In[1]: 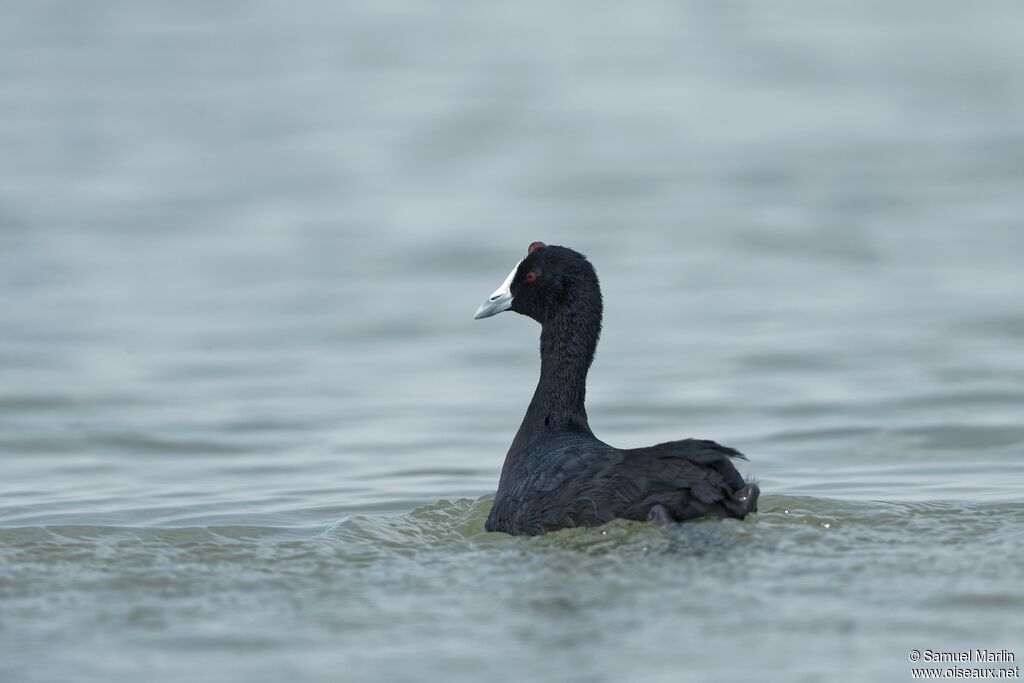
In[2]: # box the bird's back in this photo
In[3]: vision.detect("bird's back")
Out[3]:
[485,435,758,536]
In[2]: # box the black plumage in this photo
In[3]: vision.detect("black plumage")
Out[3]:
[475,243,758,536]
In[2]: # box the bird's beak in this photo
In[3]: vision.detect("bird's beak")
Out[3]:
[474,259,522,319]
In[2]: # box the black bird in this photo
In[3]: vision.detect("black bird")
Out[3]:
[474,242,758,536]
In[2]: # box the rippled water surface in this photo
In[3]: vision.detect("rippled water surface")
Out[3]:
[2,1,1023,681]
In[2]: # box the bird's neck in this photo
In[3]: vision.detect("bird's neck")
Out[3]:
[522,299,602,436]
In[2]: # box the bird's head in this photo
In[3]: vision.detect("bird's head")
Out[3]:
[474,242,601,326]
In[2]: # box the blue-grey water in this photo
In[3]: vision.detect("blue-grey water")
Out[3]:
[2,2,1023,682]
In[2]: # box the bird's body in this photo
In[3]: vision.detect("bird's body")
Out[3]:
[488,434,755,536]
[474,242,758,536]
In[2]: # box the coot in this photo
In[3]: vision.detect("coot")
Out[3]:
[474,242,758,536]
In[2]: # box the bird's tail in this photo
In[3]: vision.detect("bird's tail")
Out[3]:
[735,481,759,516]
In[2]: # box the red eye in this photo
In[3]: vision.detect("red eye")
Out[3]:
[526,271,538,283]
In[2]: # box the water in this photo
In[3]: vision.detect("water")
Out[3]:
[2,1,1023,681]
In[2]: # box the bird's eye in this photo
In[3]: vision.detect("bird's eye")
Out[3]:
[526,271,538,283]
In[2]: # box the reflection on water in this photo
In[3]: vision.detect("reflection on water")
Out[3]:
[2,0,1023,681]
